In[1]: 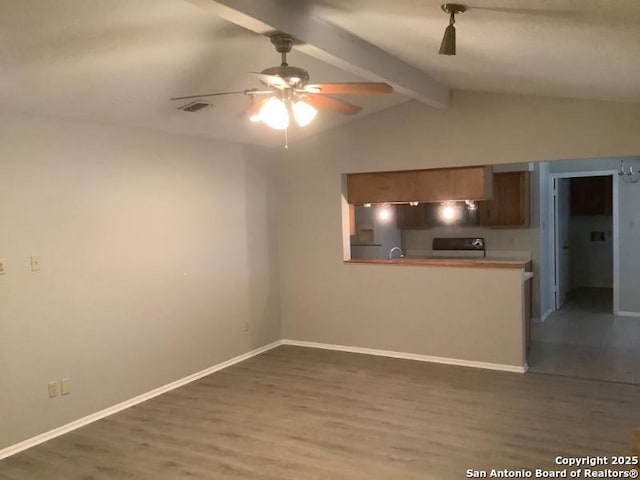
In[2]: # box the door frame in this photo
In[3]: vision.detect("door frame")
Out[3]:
[553,177,571,310]
[547,170,619,316]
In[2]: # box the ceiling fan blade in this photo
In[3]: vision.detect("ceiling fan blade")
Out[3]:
[170,88,274,102]
[170,91,246,101]
[305,94,361,115]
[249,72,289,89]
[243,97,270,120]
[304,83,393,95]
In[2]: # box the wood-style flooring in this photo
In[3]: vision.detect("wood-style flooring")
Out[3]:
[2,345,640,479]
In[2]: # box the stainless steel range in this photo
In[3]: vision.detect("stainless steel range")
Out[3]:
[431,237,486,258]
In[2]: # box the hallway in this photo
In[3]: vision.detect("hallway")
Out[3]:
[528,287,640,384]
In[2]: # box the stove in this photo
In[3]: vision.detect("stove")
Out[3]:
[431,237,486,258]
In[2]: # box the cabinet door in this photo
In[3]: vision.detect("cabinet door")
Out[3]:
[570,176,612,216]
[479,172,530,228]
[396,204,428,229]
[413,169,452,202]
[347,171,417,204]
[449,166,492,201]
[349,203,356,236]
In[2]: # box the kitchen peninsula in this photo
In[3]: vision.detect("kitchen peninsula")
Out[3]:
[346,257,530,269]
[341,166,535,372]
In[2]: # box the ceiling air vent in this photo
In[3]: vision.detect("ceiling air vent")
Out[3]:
[179,100,210,113]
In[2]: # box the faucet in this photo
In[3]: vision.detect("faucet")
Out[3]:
[388,246,404,260]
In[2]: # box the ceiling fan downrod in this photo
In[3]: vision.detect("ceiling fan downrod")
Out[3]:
[270,33,295,66]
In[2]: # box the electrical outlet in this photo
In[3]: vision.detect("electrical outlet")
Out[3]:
[48,381,58,398]
[0,259,5,275]
[61,378,71,396]
[30,255,41,272]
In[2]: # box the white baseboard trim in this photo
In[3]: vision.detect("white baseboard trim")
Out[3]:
[541,308,554,322]
[0,340,283,461]
[281,339,527,374]
[1,338,528,460]
[617,311,640,318]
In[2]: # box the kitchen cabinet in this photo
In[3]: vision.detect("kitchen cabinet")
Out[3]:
[349,203,356,236]
[396,204,428,229]
[347,170,417,204]
[347,166,492,204]
[570,176,612,216]
[479,171,530,228]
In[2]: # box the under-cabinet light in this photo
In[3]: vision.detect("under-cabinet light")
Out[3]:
[438,201,461,224]
[378,205,392,222]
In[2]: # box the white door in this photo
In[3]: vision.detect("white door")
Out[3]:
[555,178,571,309]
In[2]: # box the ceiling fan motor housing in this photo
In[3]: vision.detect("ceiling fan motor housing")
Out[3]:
[262,33,310,87]
[260,65,310,87]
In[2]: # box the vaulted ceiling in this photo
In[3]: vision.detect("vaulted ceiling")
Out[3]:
[1,0,638,147]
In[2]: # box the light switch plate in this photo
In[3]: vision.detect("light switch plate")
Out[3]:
[61,378,71,396]
[48,381,58,398]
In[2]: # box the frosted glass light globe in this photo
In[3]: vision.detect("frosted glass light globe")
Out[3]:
[259,97,289,130]
[292,100,317,127]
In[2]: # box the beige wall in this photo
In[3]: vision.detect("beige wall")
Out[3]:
[275,91,640,364]
[0,113,280,449]
[4,89,640,451]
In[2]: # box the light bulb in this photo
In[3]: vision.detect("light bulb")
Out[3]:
[378,205,392,222]
[259,97,289,130]
[439,202,460,224]
[249,113,261,123]
[292,100,317,127]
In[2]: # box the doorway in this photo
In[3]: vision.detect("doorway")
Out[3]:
[552,174,617,314]
[553,174,616,312]
[527,170,639,384]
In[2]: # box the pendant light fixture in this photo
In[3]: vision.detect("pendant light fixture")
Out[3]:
[618,160,640,184]
[439,4,468,56]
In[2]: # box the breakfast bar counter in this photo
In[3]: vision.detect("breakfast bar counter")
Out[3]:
[345,257,530,269]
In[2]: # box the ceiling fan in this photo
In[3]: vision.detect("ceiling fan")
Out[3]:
[170,33,393,138]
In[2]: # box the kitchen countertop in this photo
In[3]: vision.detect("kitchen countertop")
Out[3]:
[345,257,531,269]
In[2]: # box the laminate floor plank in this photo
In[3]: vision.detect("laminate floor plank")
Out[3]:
[2,345,639,480]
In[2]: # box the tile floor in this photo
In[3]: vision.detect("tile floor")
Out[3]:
[529,287,640,384]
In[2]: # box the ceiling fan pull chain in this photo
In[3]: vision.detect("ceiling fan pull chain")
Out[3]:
[284,127,289,149]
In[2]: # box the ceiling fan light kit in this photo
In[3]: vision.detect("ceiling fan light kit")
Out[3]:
[439,3,468,56]
[292,100,318,127]
[170,32,393,146]
[259,97,290,130]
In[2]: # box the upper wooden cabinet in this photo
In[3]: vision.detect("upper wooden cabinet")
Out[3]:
[347,166,492,204]
[479,171,530,228]
[570,176,612,216]
[348,203,356,236]
[347,170,418,204]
